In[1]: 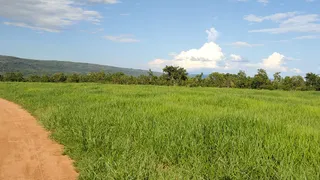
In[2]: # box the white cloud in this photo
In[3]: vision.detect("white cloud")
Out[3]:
[149,27,298,73]
[88,0,119,4]
[149,42,225,70]
[245,52,300,72]
[291,68,302,74]
[229,54,244,62]
[229,41,263,47]
[148,27,226,70]
[148,59,171,70]
[244,12,298,23]
[261,52,287,71]
[293,35,320,40]
[103,34,140,43]
[244,14,264,22]
[0,0,103,32]
[237,0,269,5]
[4,22,60,33]
[248,13,320,34]
[257,0,269,5]
[206,28,219,42]
[120,13,130,16]
[91,28,104,34]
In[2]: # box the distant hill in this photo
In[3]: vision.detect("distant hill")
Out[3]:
[0,55,160,76]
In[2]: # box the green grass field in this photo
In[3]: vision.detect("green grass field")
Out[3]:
[1,83,320,179]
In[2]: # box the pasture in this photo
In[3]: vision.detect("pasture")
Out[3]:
[0,82,320,179]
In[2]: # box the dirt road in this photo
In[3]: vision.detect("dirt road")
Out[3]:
[0,99,78,180]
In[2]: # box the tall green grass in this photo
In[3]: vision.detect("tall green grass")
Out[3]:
[1,82,320,179]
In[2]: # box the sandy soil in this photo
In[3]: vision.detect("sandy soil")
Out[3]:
[0,99,78,180]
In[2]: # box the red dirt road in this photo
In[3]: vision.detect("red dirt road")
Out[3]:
[0,99,78,180]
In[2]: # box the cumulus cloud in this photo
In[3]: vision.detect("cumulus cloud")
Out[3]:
[149,27,299,73]
[246,12,320,34]
[0,0,106,32]
[230,54,243,61]
[149,27,226,70]
[206,28,219,42]
[261,52,287,71]
[245,52,301,73]
[149,42,225,70]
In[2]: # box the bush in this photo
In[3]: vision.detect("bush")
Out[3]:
[3,72,24,82]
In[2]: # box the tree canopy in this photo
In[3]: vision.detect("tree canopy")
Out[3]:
[1,66,320,91]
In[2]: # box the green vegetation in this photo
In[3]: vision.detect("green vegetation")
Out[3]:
[1,83,320,179]
[0,55,158,76]
[2,66,320,91]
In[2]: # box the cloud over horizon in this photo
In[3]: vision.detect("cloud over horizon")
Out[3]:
[149,27,226,70]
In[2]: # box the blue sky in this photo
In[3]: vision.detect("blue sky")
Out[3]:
[0,0,319,75]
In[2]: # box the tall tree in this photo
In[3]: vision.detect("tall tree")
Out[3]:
[52,73,67,82]
[291,75,306,90]
[3,72,24,82]
[305,72,318,90]
[282,76,293,90]
[252,69,270,89]
[207,72,225,87]
[163,66,188,84]
[272,72,282,90]
[67,73,80,83]
[236,70,248,88]
[28,75,41,82]
[148,69,158,84]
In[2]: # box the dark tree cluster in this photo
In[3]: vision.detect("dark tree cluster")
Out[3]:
[1,66,320,91]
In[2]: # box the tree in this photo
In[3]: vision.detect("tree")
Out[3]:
[252,69,270,89]
[41,74,52,82]
[317,76,320,91]
[282,76,293,90]
[291,75,306,90]
[224,73,237,88]
[0,74,3,81]
[111,72,126,84]
[147,69,158,84]
[272,72,282,90]
[52,73,67,82]
[28,75,41,82]
[137,74,150,85]
[206,72,225,87]
[67,73,80,83]
[305,72,318,90]
[189,73,204,87]
[3,72,24,82]
[87,71,106,82]
[163,66,188,85]
[236,70,248,88]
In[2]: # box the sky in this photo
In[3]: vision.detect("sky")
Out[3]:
[0,0,319,76]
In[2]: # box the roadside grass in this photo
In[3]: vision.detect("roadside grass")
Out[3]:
[0,82,320,179]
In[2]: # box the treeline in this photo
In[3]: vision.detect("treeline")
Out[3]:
[1,66,320,91]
